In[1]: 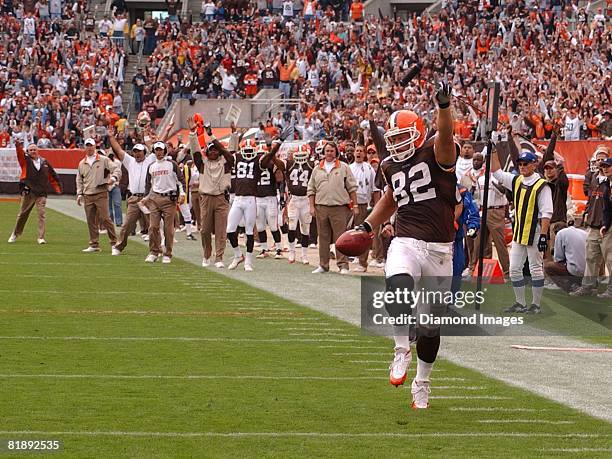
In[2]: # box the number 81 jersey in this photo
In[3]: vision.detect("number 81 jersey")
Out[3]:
[381,143,459,243]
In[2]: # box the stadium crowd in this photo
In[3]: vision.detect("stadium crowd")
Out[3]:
[138,0,611,142]
[0,0,129,149]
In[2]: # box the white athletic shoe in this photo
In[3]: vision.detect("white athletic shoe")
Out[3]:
[201,258,211,267]
[141,233,149,241]
[144,254,158,263]
[8,234,17,243]
[339,268,350,275]
[302,257,310,265]
[228,256,244,270]
[389,348,411,387]
[162,256,172,264]
[82,246,101,253]
[244,262,253,272]
[111,247,121,256]
[368,260,385,269]
[176,225,185,233]
[256,249,269,259]
[37,238,47,245]
[215,261,225,269]
[411,380,431,409]
[308,243,317,248]
[288,251,296,263]
[274,249,284,259]
[311,266,327,274]
[353,265,367,273]
[99,229,107,234]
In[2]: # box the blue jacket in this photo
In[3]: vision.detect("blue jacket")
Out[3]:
[456,186,480,240]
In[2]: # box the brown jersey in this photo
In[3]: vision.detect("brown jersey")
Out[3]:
[234,152,263,196]
[285,159,314,197]
[381,143,459,243]
[256,165,277,197]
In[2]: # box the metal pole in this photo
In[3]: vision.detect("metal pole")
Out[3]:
[475,139,492,310]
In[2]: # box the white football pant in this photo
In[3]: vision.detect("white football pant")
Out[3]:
[287,196,311,235]
[385,237,453,343]
[256,196,279,232]
[227,195,256,235]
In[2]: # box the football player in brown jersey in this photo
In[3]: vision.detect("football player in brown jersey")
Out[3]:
[226,139,275,271]
[256,142,286,259]
[285,144,315,264]
[355,83,459,409]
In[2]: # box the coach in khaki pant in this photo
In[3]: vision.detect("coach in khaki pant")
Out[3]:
[188,117,234,268]
[107,133,155,255]
[9,142,62,244]
[76,138,120,252]
[308,142,358,274]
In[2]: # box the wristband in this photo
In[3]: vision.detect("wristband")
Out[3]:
[362,221,373,233]
[438,102,450,109]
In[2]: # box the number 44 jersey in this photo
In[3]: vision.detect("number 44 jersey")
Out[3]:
[285,159,314,197]
[381,143,460,243]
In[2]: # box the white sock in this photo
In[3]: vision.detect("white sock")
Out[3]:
[245,252,253,264]
[393,330,411,352]
[185,222,192,235]
[415,357,434,383]
[532,286,543,306]
[301,247,308,258]
[233,247,242,259]
[513,283,526,306]
[289,241,296,251]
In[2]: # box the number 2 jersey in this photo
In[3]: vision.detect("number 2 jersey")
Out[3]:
[381,142,459,243]
[285,159,314,197]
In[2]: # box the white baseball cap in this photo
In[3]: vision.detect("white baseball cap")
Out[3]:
[132,143,146,151]
[153,141,166,150]
[84,138,95,146]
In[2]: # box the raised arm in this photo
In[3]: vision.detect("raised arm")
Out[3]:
[433,83,455,167]
[108,130,127,161]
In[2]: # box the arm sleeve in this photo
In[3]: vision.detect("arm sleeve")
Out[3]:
[553,233,565,263]
[537,184,553,220]
[603,185,612,229]
[16,142,27,178]
[46,161,62,193]
[76,165,84,196]
[344,165,358,194]
[465,191,481,229]
[122,152,135,168]
[492,170,515,190]
[173,161,186,192]
[507,135,520,169]
[144,164,152,195]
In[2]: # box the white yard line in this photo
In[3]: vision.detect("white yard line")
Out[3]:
[478,420,574,425]
[0,373,384,381]
[0,430,606,439]
[449,407,549,412]
[539,448,612,452]
[43,199,612,422]
[0,336,370,344]
[430,396,512,400]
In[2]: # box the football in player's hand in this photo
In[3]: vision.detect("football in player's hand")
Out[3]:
[336,229,373,257]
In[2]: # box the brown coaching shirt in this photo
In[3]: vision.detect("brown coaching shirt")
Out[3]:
[381,144,459,243]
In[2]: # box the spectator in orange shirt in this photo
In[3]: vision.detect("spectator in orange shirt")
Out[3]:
[98,87,113,114]
[350,0,364,26]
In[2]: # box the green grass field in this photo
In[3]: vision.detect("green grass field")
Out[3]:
[0,202,610,458]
